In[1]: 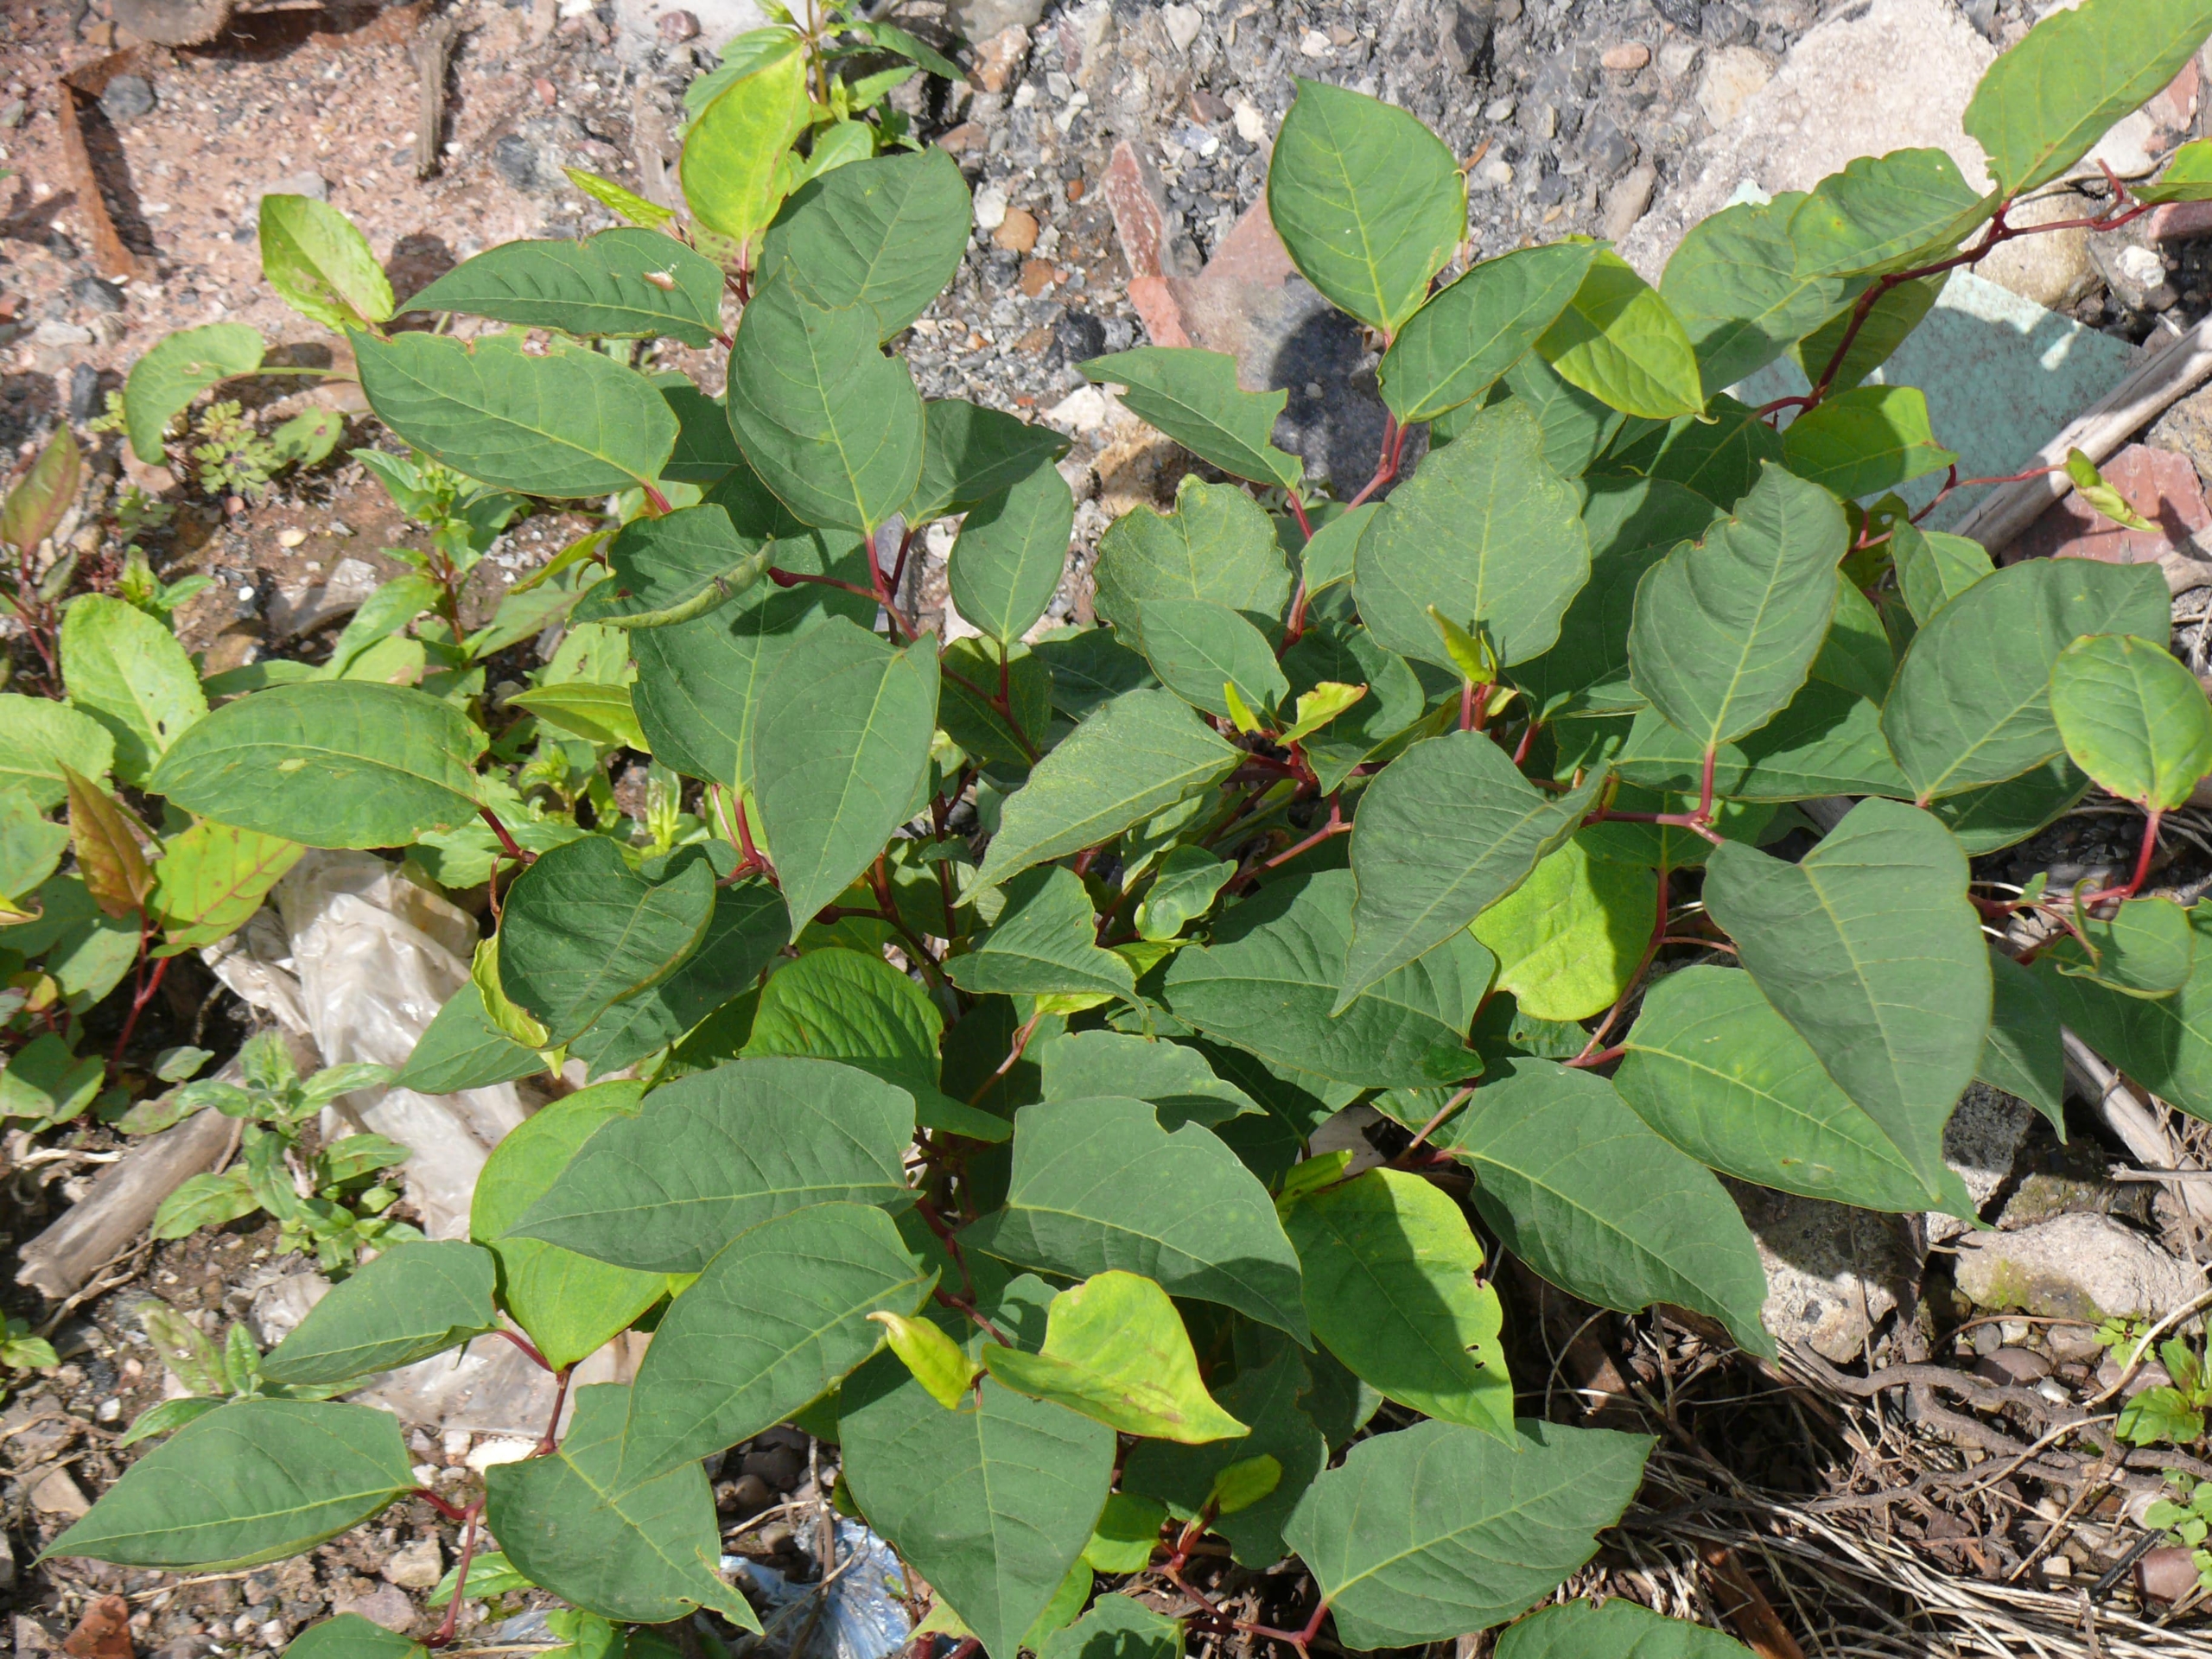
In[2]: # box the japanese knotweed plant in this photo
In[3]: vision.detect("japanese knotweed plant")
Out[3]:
[35,2,2212,1656]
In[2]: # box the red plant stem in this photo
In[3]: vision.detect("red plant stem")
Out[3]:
[1511,719,1541,766]
[1469,682,1494,734]
[1459,680,1477,732]
[2080,808,2164,907]
[425,1500,482,1649]
[889,524,920,596]
[477,806,530,866]
[642,484,672,517]
[536,1368,573,1457]
[770,564,887,607]
[1392,1084,1475,1166]
[1286,491,1314,542]
[1695,743,1718,825]
[1278,580,1311,657]
[968,1009,1044,1106]
[1564,1043,1627,1069]
[488,1325,553,1372]
[1346,414,1408,508]
[1574,866,1670,1065]
[112,950,170,1066]
[1229,798,1347,893]
[411,1487,473,1524]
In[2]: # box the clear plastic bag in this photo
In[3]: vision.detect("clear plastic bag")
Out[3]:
[722,1520,913,1659]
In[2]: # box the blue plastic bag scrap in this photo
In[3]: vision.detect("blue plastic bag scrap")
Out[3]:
[722,1518,913,1659]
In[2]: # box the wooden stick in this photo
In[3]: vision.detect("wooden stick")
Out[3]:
[411,14,459,180]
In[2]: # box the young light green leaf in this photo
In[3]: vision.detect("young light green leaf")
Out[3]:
[513,1056,915,1274]
[61,594,206,785]
[1704,799,1990,1193]
[1883,556,2169,801]
[1284,1418,1651,1650]
[726,276,924,534]
[1354,400,1590,671]
[1780,385,1956,499]
[967,1094,1309,1340]
[2137,136,2212,204]
[565,165,677,229]
[124,323,264,464]
[485,1383,757,1628]
[623,1201,933,1480]
[680,38,810,256]
[753,618,939,936]
[1264,79,1466,334]
[1339,730,1601,1007]
[1281,1166,1513,1436]
[352,330,677,496]
[43,1399,413,1569]
[982,1271,1247,1443]
[1084,1496,1169,1573]
[1441,1059,1774,1357]
[147,681,480,849]
[1964,0,2212,195]
[872,1308,982,1408]
[976,689,1239,888]
[1628,461,1847,751]
[840,1360,1114,1659]
[1788,149,1993,277]
[1082,348,1303,489]
[2050,633,2212,810]
[1496,1600,1754,1659]
[498,837,716,1044]
[758,147,973,339]
[261,1241,498,1385]
[1090,475,1293,649]
[949,461,1077,645]
[403,230,726,346]
[258,195,395,333]
[1471,840,1655,1021]
[1534,250,1704,420]
[505,683,646,749]
[1614,964,1951,1211]
[947,866,1135,1005]
[1380,242,1599,423]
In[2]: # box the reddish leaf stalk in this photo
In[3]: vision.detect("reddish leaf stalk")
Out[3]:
[537,1368,573,1458]
[489,1325,553,1372]
[478,805,531,866]
[425,1499,483,1649]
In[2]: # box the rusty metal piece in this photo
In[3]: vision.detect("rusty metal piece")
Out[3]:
[54,48,150,283]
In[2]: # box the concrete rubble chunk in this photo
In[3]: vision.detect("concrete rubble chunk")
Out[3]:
[1736,1183,1919,1363]
[1953,1213,2203,1325]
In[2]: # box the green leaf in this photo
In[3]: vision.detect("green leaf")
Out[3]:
[1264,79,1466,334]
[2037,904,2212,1116]
[1040,1597,1182,1659]
[1132,598,1287,721]
[352,329,677,497]
[1338,730,1602,1007]
[1441,1058,1774,1356]
[147,681,480,849]
[261,1241,497,1385]
[949,461,1077,644]
[1354,400,1590,671]
[1788,149,1993,277]
[624,1201,932,1479]
[1084,348,1302,489]
[258,195,394,333]
[1891,519,1993,625]
[840,1360,1114,1659]
[1614,395,1786,510]
[469,1081,668,1370]
[1286,1418,1651,1649]
[569,878,786,1077]
[1811,572,1896,706]
[1380,242,1598,423]
[2050,633,2212,810]
[566,165,677,230]
[1084,1496,1168,1573]
[403,230,725,346]
[1165,870,1489,1089]
[949,866,1135,1004]
[1628,461,1847,751]
[1037,1030,1256,1130]
[514,1056,915,1274]
[505,683,646,750]
[283,1616,425,1659]
[1615,964,1951,1210]
[1280,1167,1512,1435]
[1794,274,1945,392]
[982,1271,1246,1442]
[976,690,1239,888]
[2050,894,2196,998]
[757,147,971,339]
[753,619,939,935]
[939,637,1053,769]
[1657,193,1851,391]
[911,399,1071,523]
[397,985,545,1093]
[2138,136,2212,204]
[1291,503,1376,597]
[149,818,302,952]
[1883,556,2169,801]
[727,275,924,533]
[680,38,810,255]
[124,323,264,465]
[43,1398,411,1570]
[0,1032,102,1126]
[1535,250,1704,420]
[1471,840,1655,1021]
[1496,1601,1754,1659]
[485,1383,756,1627]
[1704,798,1989,1192]
[1091,476,1293,650]
[1964,0,2212,195]
[1136,847,1235,943]
[1781,385,1956,499]
[0,796,70,905]
[873,1308,982,1408]
[967,1094,1309,1340]
[658,380,742,483]
[1983,948,2065,1128]
[499,837,716,1044]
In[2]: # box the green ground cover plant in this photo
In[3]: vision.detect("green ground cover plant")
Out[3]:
[21,0,2212,1653]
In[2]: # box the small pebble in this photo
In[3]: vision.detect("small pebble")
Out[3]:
[1483,97,1516,122]
[276,528,307,549]
[656,8,700,42]
[1602,41,1651,71]
[993,207,1039,254]
[99,75,154,123]
[95,1398,120,1423]
[1298,28,1331,56]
